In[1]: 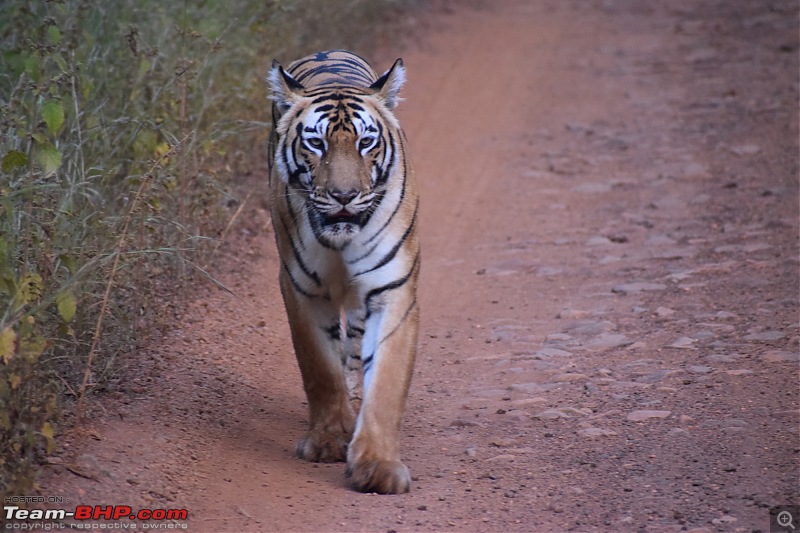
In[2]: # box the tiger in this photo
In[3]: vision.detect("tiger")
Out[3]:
[266,50,419,494]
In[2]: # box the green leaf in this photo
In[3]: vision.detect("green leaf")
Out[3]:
[48,26,61,45]
[41,422,55,454]
[138,57,152,76]
[133,129,158,161]
[2,150,27,173]
[52,53,68,73]
[42,101,65,136]
[56,291,77,323]
[24,53,40,82]
[0,327,15,364]
[35,143,62,174]
[59,253,77,274]
[17,272,43,305]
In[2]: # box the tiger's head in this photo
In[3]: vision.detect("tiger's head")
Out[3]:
[268,57,406,246]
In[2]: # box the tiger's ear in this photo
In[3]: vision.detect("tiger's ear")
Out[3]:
[268,60,305,113]
[369,58,405,110]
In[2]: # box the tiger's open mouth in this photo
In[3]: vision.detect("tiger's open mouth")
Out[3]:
[321,209,367,227]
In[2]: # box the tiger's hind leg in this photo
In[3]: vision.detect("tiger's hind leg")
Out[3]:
[279,271,355,463]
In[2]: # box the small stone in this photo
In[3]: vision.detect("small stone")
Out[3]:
[687,365,713,374]
[722,427,743,436]
[704,353,742,363]
[725,369,753,376]
[627,410,671,422]
[587,236,614,246]
[744,330,786,341]
[558,406,591,416]
[510,397,547,408]
[729,144,760,155]
[509,382,553,394]
[612,282,667,294]
[551,373,588,383]
[535,347,574,359]
[655,306,675,317]
[487,454,517,463]
[586,333,632,351]
[668,337,696,349]
[711,515,738,526]
[450,419,480,428]
[535,409,571,420]
[761,351,799,363]
[490,437,517,447]
[557,308,591,319]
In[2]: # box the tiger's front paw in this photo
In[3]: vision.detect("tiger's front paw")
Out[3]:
[296,429,350,463]
[346,458,411,494]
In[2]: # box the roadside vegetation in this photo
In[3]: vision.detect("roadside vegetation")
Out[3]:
[0,0,419,498]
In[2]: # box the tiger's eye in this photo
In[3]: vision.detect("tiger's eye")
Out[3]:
[307,138,324,149]
[359,137,375,149]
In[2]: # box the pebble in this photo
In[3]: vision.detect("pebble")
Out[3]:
[611,282,667,294]
[655,306,675,317]
[489,437,517,447]
[760,350,799,362]
[650,246,697,259]
[450,419,481,428]
[627,410,671,422]
[586,333,632,351]
[487,454,517,463]
[687,365,713,374]
[587,236,614,246]
[724,369,753,376]
[509,382,556,394]
[573,182,613,194]
[702,418,747,429]
[704,353,742,363]
[535,347,573,359]
[535,409,572,420]
[668,337,696,349]
[557,308,591,319]
[550,373,588,383]
[565,320,616,336]
[729,143,760,155]
[638,369,684,383]
[667,428,689,437]
[711,515,738,526]
[744,330,786,341]
[510,397,548,408]
[610,381,652,390]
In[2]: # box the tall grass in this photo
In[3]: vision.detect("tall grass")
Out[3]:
[0,0,419,498]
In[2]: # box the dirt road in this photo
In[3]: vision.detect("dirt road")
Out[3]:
[42,1,799,531]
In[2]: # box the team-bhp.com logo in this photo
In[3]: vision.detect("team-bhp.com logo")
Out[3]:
[4,504,189,529]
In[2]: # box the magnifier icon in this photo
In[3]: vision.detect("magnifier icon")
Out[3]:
[778,510,796,530]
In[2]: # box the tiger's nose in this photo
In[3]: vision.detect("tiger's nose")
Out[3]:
[329,189,359,205]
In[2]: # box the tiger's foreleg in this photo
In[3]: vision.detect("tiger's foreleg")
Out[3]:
[279,270,356,463]
[346,276,419,494]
